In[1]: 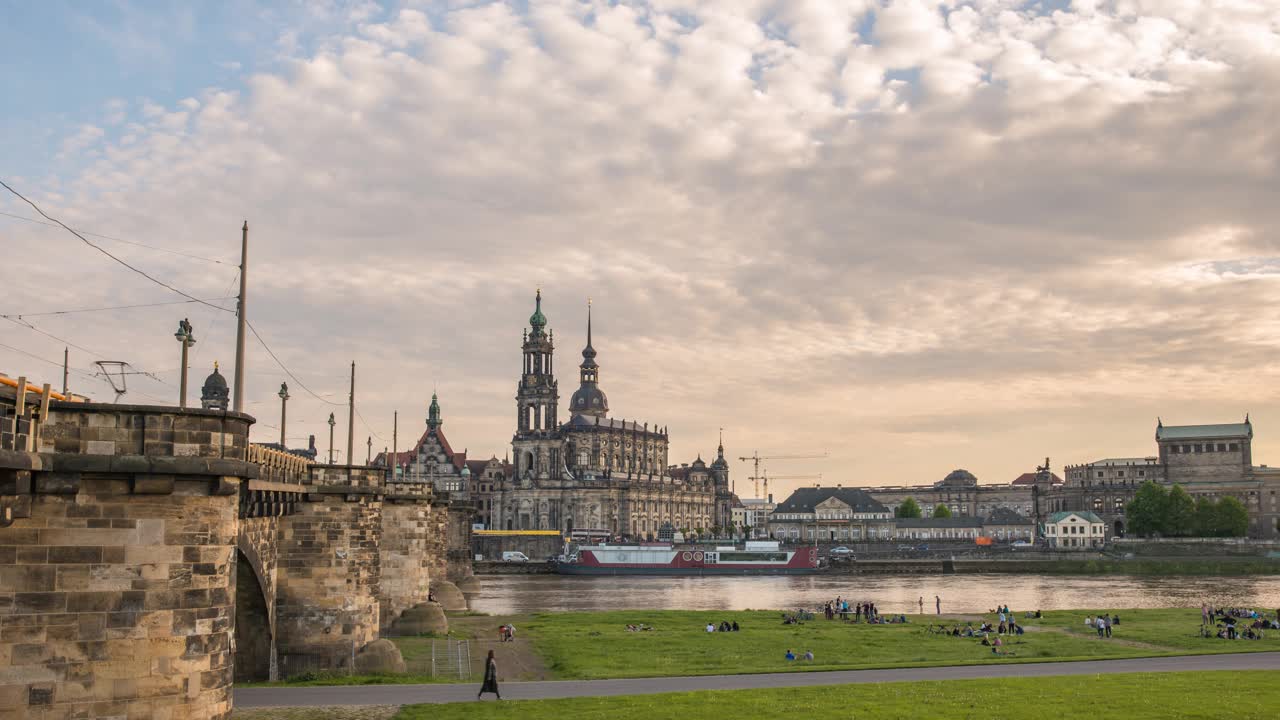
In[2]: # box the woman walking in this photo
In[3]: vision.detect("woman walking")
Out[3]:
[478,650,500,701]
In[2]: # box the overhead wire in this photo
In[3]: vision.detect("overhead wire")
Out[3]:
[2,297,235,319]
[0,179,236,314]
[0,208,235,265]
[1,315,173,388]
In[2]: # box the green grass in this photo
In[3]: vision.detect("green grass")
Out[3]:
[1036,607,1279,652]
[520,608,1278,680]
[394,671,1280,719]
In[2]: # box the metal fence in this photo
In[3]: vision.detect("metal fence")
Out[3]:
[428,638,472,681]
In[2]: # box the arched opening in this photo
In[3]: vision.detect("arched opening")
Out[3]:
[234,550,272,682]
[1113,519,1125,538]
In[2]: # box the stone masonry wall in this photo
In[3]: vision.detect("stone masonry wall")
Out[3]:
[274,467,383,677]
[379,481,434,633]
[0,402,254,720]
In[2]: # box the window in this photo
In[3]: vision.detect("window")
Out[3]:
[1138,470,1145,477]
[1117,471,1124,477]
[1097,471,1104,478]
[1217,443,1226,452]
[1229,443,1239,451]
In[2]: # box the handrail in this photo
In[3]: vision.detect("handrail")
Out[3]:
[0,376,68,402]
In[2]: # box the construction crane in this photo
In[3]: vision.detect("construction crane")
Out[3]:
[738,451,829,499]
[755,471,822,503]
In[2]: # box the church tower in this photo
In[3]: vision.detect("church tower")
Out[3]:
[569,300,609,418]
[513,290,563,482]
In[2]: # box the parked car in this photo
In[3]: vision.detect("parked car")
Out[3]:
[1011,541,1034,549]
[829,546,853,557]
[501,551,530,563]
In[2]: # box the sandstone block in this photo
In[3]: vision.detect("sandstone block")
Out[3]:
[353,639,406,675]
[431,581,467,611]
[387,603,448,636]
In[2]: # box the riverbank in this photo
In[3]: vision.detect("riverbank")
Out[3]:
[474,557,1280,576]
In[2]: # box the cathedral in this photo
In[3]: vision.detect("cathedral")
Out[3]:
[491,291,734,538]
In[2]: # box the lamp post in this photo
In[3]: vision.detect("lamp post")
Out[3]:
[173,319,196,409]
[327,412,336,464]
[366,436,372,465]
[277,382,290,447]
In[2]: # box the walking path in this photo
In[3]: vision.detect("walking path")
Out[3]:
[236,651,1280,707]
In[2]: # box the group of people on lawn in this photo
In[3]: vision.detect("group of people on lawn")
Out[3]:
[819,597,908,624]
[705,620,740,632]
[1201,604,1277,640]
[1085,614,1119,638]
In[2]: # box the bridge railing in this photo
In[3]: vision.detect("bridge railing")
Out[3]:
[248,443,314,484]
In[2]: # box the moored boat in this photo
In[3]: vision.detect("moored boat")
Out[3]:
[555,540,820,575]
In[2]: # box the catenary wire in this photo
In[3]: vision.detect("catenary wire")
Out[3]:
[0,209,234,265]
[0,179,236,314]
[2,297,235,319]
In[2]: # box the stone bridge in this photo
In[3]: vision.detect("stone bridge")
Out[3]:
[0,381,472,720]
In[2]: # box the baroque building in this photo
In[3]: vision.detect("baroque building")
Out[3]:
[1051,418,1280,539]
[493,293,733,538]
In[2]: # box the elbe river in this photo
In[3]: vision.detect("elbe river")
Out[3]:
[466,574,1280,615]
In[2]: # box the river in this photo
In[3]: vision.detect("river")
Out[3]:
[465,574,1280,615]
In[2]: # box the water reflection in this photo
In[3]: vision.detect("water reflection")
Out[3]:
[466,574,1280,615]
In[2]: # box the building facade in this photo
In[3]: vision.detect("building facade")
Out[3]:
[766,486,896,542]
[1053,419,1280,539]
[492,293,733,538]
[1045,511,1107,549]
[863,469,1040,519]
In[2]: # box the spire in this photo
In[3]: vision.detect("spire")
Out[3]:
[529,288,547,334]
[427,392,442,430]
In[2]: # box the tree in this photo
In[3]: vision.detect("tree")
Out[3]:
[896,498,923,519]
[1192,496,1217,537]
[1165,485,1195,537]
[1126,481,1168,537]
[1214,496,1249,537]
[933,504,952,518]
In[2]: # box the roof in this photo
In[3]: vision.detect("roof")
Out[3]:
[935,469,977,488]
[1156,422,1251,441]
[1048,510,1105,524]
[772,487,890,515]
[562,414,664,435]
[1082,457,1158,466]
[1011,472,1063,486]
[984,507,1033,525]
[895,517,984,528]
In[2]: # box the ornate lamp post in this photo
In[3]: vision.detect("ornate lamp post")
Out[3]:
[277,382,290,447]
[173,319,196,409]
[327,412,336,464]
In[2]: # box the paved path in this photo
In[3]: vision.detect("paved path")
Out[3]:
[236,652,1280,707]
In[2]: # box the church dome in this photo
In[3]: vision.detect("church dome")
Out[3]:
[570,384,609,415]
[936,469,978,488]
[200,363,229,410]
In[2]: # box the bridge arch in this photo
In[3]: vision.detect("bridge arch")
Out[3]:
[234,546,274,682]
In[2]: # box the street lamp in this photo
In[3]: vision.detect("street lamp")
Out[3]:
[277,382,290,447]
[174,319,196,409]
[327,412,336,464]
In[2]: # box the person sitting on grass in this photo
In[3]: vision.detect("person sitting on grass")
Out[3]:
[706,622,716,633]
[803,650,814,662]
[981,634,992,646]
[785,649,796,661]
[998,621,1007,634]
[732,621,740,632]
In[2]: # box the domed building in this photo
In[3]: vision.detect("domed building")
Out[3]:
[200,363,229,410]
[934,469,978,489]
[492,291,734,539]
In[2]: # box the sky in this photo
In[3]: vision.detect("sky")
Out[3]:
[3,0,1279,501]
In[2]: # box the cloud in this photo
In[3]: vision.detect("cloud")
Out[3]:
[7,0,1280,494]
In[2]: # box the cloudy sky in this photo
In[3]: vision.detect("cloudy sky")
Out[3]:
[3,0,1279,499]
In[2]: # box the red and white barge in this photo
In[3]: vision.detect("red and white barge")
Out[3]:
[555,541,820,576]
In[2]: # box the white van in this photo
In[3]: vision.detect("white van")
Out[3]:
[502,551,530,563]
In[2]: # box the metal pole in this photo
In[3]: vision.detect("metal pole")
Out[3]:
[179,340,189,409]
[328,413,335,464]
[391,411,398,481]
[347,361,355,468]
[233,221,248,412]
[62,347,69,395]
[279,385,288,446]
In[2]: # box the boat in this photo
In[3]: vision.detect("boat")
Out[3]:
[554,540,820,576]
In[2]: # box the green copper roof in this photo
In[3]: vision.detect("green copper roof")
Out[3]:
[529,289,547,331]
[1156,422,1251,441]
[427,392,442,430]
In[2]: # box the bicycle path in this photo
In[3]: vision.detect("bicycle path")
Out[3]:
[235,651,1280,707]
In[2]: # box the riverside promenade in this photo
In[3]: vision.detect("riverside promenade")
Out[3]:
[236,651,1280,707]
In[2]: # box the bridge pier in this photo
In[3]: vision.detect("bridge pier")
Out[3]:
[1,401,254,720]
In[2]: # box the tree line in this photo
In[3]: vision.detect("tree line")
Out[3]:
[1126,481,1248,538]
[893,498,951,519]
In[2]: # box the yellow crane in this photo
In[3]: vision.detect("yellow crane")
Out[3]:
[738,451,828,499]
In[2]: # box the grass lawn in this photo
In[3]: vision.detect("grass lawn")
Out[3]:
[520,608,1279,679]
[394,671,1280,720]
